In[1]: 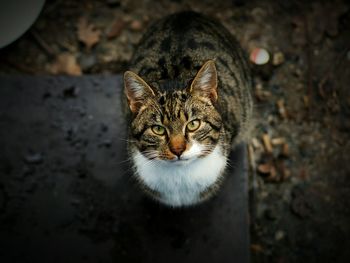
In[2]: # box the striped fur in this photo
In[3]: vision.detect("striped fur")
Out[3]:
[123,11,253,206]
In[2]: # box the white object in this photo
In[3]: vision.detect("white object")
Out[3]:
[250,48,270,65]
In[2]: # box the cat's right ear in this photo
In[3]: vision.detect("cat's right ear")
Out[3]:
[124,71,155,113]
[189,60,218,102]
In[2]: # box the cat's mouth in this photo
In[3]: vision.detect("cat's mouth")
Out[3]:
[171,158,190,162]
[166,156,197,165]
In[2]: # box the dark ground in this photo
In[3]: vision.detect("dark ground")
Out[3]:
[0,0,350,262]
[0,76,249,263]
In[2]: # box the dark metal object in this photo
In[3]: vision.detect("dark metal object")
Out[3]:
[0,0,45,48]
[0,76,249,263]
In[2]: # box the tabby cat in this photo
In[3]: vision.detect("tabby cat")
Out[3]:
[123,11,253,207]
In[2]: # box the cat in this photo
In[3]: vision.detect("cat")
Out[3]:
[123,11,253,207]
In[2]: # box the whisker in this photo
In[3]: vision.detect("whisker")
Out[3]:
[118,157,133,165]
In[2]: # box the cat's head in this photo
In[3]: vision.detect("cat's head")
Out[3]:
[124,60,222,163]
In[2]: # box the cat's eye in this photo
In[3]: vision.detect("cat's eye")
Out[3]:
[187,120,201,132]
[151,125,166,135]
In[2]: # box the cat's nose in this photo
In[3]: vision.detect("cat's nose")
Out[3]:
[170,145,185,157]
[169,135,186,157]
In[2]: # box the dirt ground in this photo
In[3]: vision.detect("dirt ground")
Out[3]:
[0,0,349,262]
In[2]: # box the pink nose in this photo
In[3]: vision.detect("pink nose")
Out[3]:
[169,135,186,157]
[170,144,185,157]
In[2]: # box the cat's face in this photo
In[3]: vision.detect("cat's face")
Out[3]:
[124,60,222,163]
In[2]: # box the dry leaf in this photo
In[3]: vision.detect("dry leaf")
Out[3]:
[77,17,101,50]
[277,99,288,119]
[262,133,273,153]
[107,18,125,39]
[251,137,263,150]
[281,143,289,157]
[251,244,264,253]
[130,20,143,31]
[258,163,272,174]
[275,159,291,181]
[303,95,310,108]
[49,52,82,76]
[272,52,285,66]
[266,165,278,181]
[281,164,291,180]
[299,167,308,180]
[271,137,285,146]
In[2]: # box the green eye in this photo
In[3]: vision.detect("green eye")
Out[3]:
[151,125,166,135]
[187,120,201,132]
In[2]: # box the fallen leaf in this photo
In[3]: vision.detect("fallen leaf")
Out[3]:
[266,165,277,181]
[77,17,101,50]
[106,18,125,39]
[281,143,289,157]
[276,159,291,181]
[303,95,310,108]
[277,99,288,119]
[130,19,143,31]
[262,133,273,153]
[251,244,264,253]
[271,137,285,146]
[251,137,263,150]
[298,167,308,180]
[49,52,82,76]
[258,163,272,174]
[291,188,313,218]
[272,52,285,66]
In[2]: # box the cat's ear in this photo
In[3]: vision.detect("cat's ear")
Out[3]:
[124,71,155,113]
[189,60,218,102]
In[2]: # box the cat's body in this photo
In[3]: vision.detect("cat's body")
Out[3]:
[123,11,253,207]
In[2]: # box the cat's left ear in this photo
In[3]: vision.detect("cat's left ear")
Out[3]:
[189,60,218,102]
[124,71,156,113]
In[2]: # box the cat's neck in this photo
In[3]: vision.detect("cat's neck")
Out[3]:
[132,145,227,207]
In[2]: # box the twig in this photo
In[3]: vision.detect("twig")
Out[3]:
[262,133,273,153]
[30,29,55,58]
[248,144,258,226]
[4,58,38,74]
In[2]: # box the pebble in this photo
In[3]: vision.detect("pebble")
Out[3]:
[78,54,96,71]
[275,230,285,241]
[21,165,35,177]
[291,190,313,218]
[70,198,81,206]
[250,48,270,65]
[100,123,109,133]
[272,52,285,66]
[130,20,143,31]
[63,85,79,98]
[24,153,43,164]
[265,208,278,220]
[99,139,112,148]
[107,18,125,39]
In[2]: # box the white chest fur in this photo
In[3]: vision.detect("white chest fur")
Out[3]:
[132,145,227,207]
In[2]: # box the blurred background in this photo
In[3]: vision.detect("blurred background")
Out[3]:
[0,0,349,262]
